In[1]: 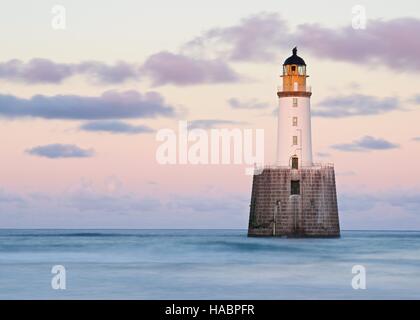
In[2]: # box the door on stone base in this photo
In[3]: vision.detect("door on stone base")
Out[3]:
[292,157,299,169]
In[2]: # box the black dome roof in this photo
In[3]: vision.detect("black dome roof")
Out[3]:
[283,47,306,66]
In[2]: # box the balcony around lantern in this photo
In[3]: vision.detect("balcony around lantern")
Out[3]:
[277,83,312,98]
[277,83,312,93]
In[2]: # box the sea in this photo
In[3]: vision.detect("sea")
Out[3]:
[0,229,419,299]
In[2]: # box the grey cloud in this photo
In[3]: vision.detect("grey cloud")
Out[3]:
[313,94,400,118]
[315,152,330,158]
[80,121,154,134]
[228,97,270,109]
[68,192,161,213]
[0,59,138,84]
[413,137,420,142]
[332,136,399,152]
[68,192,247,228]
[339,193,378,212]
[26,144,94,159]
[0,90,175,120]
[0,189,23,203]
[0,54,239,86]
[0,185,248,228]
[3,181,420,229]
[189,119,247,129]
[295,18,420,71]
[141,51,240,86]
[183,13,289,62]
[76,61,138,84]
[340,191,420,216]
[411,95,420,104]
[184,13,420,72]
[1,15,420,89]
[0,59,73,83]
[167,194,248,213]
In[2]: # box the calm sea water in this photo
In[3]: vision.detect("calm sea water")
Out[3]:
[0,229,419,299]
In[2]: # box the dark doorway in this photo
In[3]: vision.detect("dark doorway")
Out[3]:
[292,157,299,169]
[291,180,300,195]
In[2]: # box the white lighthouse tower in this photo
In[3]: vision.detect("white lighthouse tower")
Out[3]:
[277,47,313,168]
[248,47,340,238]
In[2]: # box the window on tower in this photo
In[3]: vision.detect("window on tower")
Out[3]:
[298,66,306,75]
[291,180,300,195]
[292,157,299,169]
[293,98,298,107]
[293,136,298,145]
[293,117,298,126]
[291,66,296,72]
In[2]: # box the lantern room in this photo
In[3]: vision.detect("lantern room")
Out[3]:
[281,47,308,92]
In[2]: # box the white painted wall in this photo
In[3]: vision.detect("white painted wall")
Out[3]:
[277,96,313,167]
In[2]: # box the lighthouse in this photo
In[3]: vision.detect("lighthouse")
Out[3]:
[277,47,313,168]
[248,48,340,238]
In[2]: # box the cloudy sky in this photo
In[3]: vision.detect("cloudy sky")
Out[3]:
[1,0,420,229]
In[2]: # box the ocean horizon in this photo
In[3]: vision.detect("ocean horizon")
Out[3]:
[0,229,419,300]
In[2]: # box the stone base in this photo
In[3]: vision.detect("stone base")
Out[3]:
[248,165,340,238]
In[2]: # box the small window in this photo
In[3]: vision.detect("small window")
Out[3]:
[293,98,298,107]
[292,117,298,126]
[291,180,300,195]
[298,66,306,75]
[291,66,296,72]
[293,136,298,145]
[292,157,298,169]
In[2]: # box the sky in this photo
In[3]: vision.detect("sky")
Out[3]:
[0,0,420,229]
